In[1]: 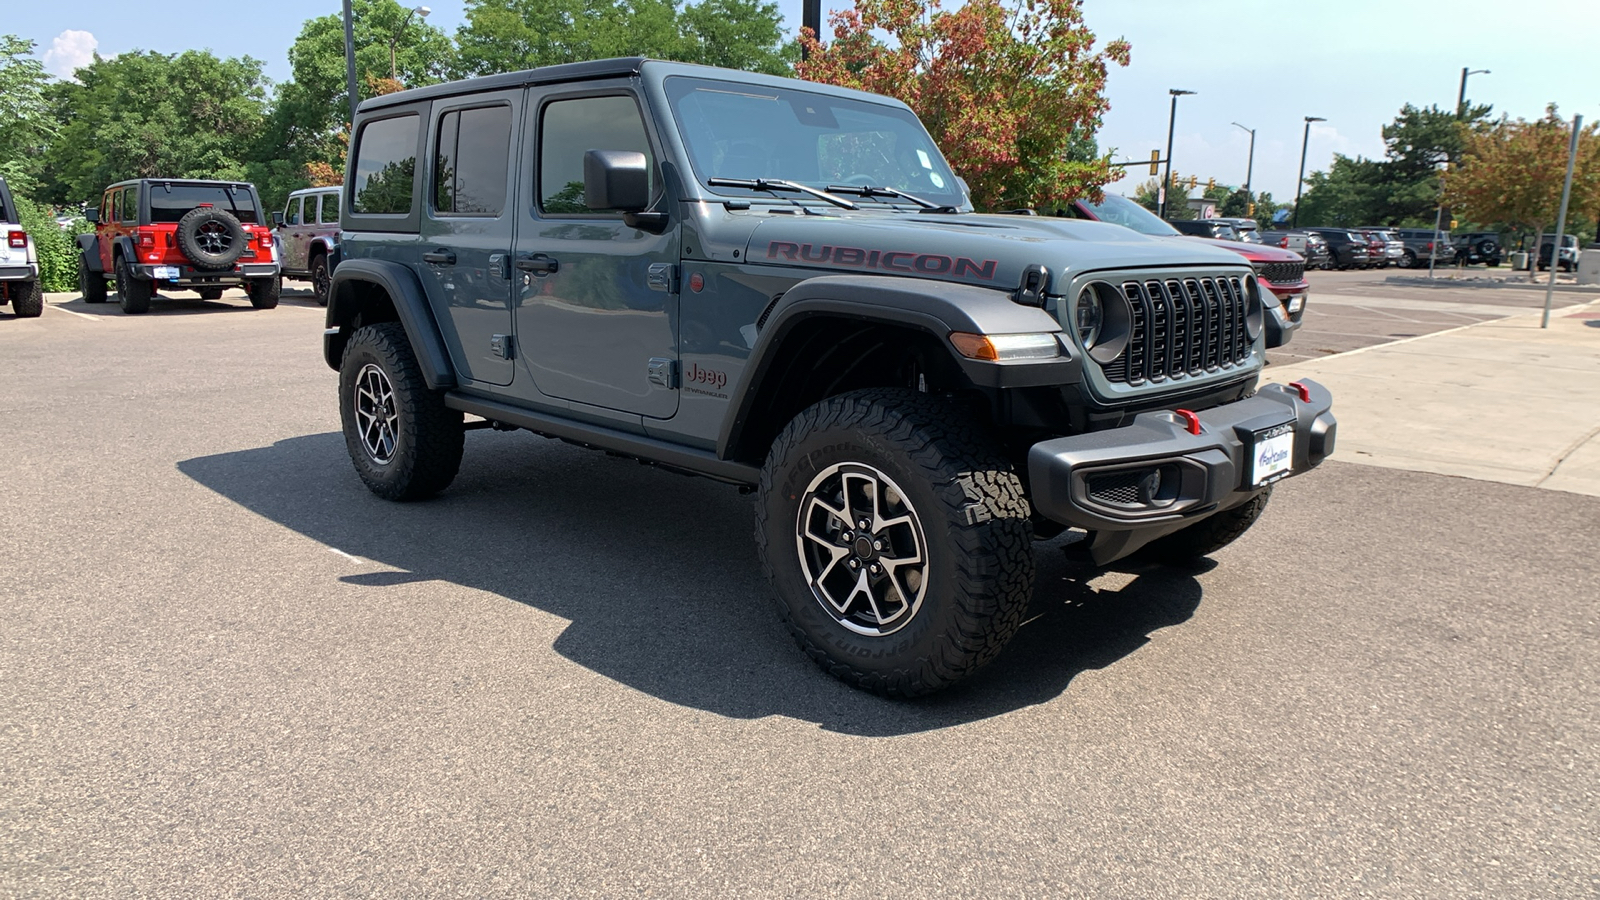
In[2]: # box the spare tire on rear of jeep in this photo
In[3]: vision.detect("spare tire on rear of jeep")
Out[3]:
[175,207,247,270]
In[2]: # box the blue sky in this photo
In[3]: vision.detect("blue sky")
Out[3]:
[12,0,1597,201]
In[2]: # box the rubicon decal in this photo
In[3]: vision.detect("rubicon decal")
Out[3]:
[766,242,999,281]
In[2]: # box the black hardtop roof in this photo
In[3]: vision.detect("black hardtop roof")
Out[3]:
[109,178,259,193]
[356,57,909,115]
[359,57,648,113]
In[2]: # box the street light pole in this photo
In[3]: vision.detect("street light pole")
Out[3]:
[1232,122,1255,211]
[1291,116,1325,229]
[1457,67,1489,119]
[1160,89,1195,219]
[390,6,431,82]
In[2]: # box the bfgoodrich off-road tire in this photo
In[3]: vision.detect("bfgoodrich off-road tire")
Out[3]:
[114,256,152,314]
[80,257,108,303]
[756,388,1035,697]
[9,279,43,317]
[339,322,464,501]
[175,206,247,270]
[310,254,331,307]
[246,276,280,309]
[1141,486,1272,562]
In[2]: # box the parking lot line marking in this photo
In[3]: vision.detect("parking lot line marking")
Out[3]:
[326,546,363,562]
[47,303,103,321]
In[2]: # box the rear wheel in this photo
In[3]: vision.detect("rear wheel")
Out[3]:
[1398,249,1416,268]
[9,280,43,317]
[339,322,464,501]
[114,256,152,314]
[80,257,108,303]
[756,388,1035,697]
[246,276,280,309]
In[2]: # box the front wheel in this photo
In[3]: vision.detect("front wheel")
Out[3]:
[338,322,464,501]
[310,254,331,307]
[756,388,1035,697]
[1141,487,1272,562]
[1398,249,1416,268]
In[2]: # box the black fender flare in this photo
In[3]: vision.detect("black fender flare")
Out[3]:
[308,236,340,267]
[108,236,137,270]
[324,258,456,390]
[717,273,1078,459]
[76,234,104,273]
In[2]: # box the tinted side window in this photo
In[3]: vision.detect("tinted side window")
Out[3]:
[352,114,420,215]
[539,95,653,215]
[433,105,512,216]
[319,192,340,223]
[102,190,115,223]
[121,187,138,222]
[286,197,302,225]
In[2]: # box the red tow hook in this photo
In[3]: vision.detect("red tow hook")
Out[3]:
[1175,409,1202,435]
[1288,381,1312,403]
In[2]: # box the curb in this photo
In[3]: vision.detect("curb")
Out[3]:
[1383,275,1599,293]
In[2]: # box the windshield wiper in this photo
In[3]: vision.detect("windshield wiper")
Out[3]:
[707,177,857,210]
[824,184,958,213]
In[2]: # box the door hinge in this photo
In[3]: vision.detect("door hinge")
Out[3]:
[491,334,515,360]
[647,357,678,388]
[647,263,678,293]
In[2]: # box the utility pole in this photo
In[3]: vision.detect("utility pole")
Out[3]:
[1291,116,1324,229]
[1232,122,1255,212]
[1543,114,1582,328]
[343,0,358,126]
[802,0,821,60]
[1161,89,1195,219]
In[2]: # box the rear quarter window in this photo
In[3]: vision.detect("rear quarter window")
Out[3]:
[352,114,421,215]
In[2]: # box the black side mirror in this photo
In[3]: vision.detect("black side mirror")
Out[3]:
[584,149,650,212]
[272,211,285,227]
[84,208,99,224]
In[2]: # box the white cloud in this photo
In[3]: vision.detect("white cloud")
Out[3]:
[43,30,99,81]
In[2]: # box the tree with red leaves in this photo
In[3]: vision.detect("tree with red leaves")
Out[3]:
[797,0,1129,211]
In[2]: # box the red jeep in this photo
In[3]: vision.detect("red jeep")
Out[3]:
[77,179,281,314]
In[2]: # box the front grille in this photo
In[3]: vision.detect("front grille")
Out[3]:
[1256,261,1305,284]
[1106,276,1253,386]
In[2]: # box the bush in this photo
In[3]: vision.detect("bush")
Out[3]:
[14,196,87,293]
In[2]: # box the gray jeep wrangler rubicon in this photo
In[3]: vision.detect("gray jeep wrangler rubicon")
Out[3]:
[324,58,1336,697]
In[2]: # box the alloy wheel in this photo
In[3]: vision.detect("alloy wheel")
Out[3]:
[354,363,399,464]
[794,462,929,636]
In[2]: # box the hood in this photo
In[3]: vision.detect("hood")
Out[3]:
[1165,234,1303,264]
[742,212,1247,293]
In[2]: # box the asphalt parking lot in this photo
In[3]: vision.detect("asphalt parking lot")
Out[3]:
[2,273,1597,897]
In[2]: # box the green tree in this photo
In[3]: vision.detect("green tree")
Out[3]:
[1444,105,1600,242]
[796,0,1130,211]
[453,0,792,78]
[0,35,56,193]
[38,50,270,204]
[1291,154,1387,227]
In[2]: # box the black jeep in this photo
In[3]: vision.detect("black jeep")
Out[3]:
[323,58,1336,696]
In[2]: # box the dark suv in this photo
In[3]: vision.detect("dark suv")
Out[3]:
[325,58,1336,696]
[77,179,281,314]
[1304,228,1372,269]
[1452,232,1501,266]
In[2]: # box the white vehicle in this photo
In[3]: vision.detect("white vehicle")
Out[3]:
[0,177,43,318]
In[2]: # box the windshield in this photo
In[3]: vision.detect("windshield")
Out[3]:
[1233,228,1263,243]
[664,76,966,209]
[149,184,260,224]
[1075,193,1180,236]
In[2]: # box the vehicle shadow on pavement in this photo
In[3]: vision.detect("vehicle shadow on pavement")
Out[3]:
[178,431,1205,736]
[54,290,324,314]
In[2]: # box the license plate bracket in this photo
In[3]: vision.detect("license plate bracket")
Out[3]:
[1249,422,1295,487]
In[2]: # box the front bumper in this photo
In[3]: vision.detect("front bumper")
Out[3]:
[1027,380,1335,554]
[132,262,280,283]
[1261,282,1309,348]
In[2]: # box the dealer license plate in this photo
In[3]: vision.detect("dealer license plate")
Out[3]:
[153,266,180,280]
[1251,423,1295,486]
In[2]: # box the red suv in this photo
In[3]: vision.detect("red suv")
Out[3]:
[77,179,281,314]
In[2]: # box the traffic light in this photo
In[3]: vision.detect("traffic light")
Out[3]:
[1186,175,1197,189]
[1149,150,1160,175]
[1206,177,1215,192]
[1247,202,1255,215]
[1450,219,1458,229]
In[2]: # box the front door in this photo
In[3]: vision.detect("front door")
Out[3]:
[281,196,308,272]
[511,87,678,419]
[416,90,521,387]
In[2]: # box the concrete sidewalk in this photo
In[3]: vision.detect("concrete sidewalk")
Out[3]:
[1262,298,1600,497]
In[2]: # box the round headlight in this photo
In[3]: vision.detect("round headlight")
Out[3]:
[1075,286,1104,349]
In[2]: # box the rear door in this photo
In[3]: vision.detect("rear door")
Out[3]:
[417,90,521,387]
